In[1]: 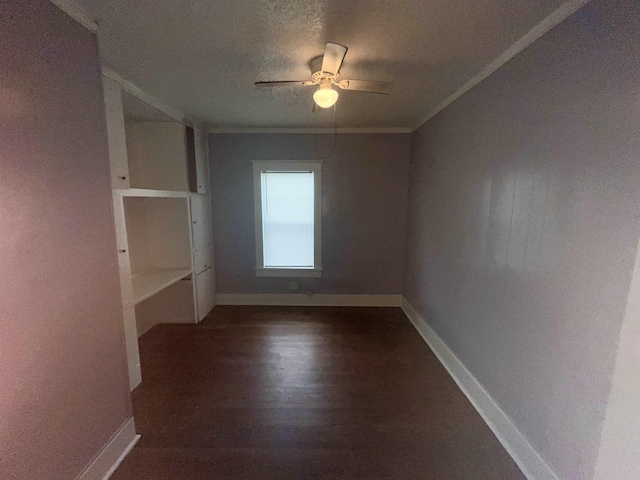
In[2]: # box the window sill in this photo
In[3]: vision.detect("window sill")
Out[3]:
[256,268,322,278]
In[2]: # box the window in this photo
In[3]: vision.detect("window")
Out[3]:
[253,161,322,277]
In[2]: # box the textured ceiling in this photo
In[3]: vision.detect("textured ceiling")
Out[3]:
[84,0,568,129]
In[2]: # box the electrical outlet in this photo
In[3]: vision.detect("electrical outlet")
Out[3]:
[289,281,298,291]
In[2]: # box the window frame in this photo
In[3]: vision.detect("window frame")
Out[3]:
[252,160,322,278]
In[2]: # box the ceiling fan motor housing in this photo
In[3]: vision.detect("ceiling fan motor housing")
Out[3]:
[310,56,338,84]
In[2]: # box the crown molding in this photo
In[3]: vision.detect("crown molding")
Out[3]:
[88,0,588,136]
[49,0,98,32]
[209,127,412,134]
[412,0,591,131]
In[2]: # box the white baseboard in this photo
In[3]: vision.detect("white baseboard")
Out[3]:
[400,297,559,480]
[77,417,140,480]
[216,293,402,307]
[129,364,142,392]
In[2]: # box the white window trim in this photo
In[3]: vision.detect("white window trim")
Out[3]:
[252,160,322,278]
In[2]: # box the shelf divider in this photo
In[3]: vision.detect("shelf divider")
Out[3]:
[119,188,194,198]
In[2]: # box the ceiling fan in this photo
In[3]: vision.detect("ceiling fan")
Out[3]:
[254,43,392,110]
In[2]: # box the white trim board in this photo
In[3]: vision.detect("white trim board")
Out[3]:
[209,127,412,134]
[76,417,140,480]
[216,294,402,307]
[49,0,98,32]
[411,0,590,131]
[400,297,559,480]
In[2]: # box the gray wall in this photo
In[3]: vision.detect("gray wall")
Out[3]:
[403,1,640,479]
[593,234,640,480]
[210,133,411,294]
[0,2,132,478]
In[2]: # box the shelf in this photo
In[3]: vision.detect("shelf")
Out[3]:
[131,268,192,305]
[118,188,194,198]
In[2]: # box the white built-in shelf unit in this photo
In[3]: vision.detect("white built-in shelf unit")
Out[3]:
[123,195,192,305]
[103,71,215,391]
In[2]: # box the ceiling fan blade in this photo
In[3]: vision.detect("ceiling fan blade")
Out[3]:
[338,79,392,95]
[321,43,348,75]
[254,81,309,87]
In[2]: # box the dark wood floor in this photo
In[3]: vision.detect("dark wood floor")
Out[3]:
[112,306,525,479]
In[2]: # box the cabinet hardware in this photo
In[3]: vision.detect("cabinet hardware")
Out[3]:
[119,249,126,253]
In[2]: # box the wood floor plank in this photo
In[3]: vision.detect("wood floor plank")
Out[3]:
[112,306,525,479]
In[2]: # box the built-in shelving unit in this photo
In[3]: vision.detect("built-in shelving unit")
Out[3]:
[103,70,216,391]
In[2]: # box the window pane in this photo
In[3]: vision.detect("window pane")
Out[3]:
[261,171,314,268]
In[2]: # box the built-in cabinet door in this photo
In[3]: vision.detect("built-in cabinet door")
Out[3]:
[102,76,130,189]
[190,194,215,321]
[123,306,142,391]
[193,243,213,275]
[112,193,133,307]
[127,122,189,191]
[196,268,216,321]
[190,195,213,248]
[193,127,208,194]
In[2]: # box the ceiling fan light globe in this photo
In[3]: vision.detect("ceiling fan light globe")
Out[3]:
[313,87,339,108]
